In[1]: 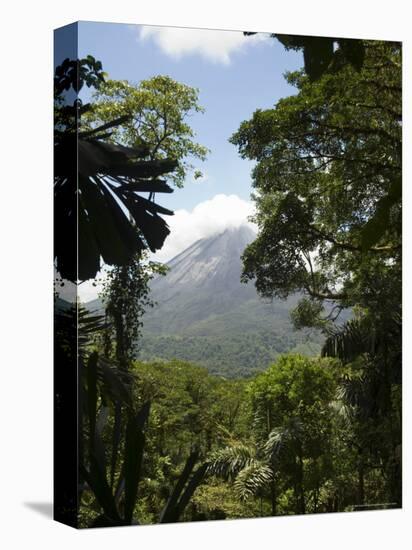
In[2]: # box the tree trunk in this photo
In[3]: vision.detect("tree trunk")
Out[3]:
[357,457,365,506]
[270,481,277,515]
[295,454,305,514]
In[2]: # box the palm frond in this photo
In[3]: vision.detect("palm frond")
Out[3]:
[337,372,367,408]
[206,444,255,481]
[55,304,106,360]
[264,419,304,464]
[322,318,376,362]
[233,461,273,501]
[322,313,401,364]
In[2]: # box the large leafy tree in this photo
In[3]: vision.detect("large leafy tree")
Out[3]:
[87,75,209,187]
[231,40,401,326]
[248,355,337,514]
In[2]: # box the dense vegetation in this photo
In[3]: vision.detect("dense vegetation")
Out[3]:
[78,357,399,525]
[54,36,401,527]
[230,39,402,508]
[138,329,321,378]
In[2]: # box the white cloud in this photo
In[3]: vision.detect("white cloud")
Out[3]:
[152,194,256,263]
[77,272,107,305]
[139,26,268,65]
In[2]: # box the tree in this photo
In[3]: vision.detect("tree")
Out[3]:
[208,355,337,515]
[230,40,402,512]
[100,253,167,367]
[249,355,337,513]
[87,75,209,187]
[231,40,401,327]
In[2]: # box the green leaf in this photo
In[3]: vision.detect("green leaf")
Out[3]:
[159,451,198,523]
[86,352,98,449]
[81,455,120,523]
[122,402,150,524]
[360,177,401,250]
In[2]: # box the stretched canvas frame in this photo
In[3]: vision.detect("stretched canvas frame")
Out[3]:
[54,21,402,528]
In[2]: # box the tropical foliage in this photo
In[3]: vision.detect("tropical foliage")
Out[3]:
[54,36,402,527]
[54,59,193,282]
[231,40,401,323]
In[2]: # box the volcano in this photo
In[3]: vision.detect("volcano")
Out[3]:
[138,225,322,377]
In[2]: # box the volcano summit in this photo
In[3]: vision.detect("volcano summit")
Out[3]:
[138,225,322,377]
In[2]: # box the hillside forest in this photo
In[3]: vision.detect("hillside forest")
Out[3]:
[54,35,402,527]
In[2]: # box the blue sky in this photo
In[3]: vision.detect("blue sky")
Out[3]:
[74,21,304,300]
[78,22,303,211]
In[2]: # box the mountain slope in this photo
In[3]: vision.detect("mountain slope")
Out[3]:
[138,225,323,376]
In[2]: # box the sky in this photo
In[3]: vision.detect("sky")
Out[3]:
[74,21,304,301]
